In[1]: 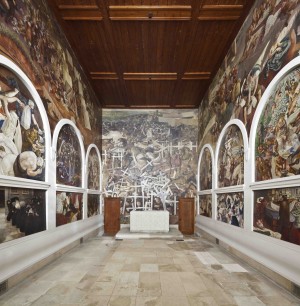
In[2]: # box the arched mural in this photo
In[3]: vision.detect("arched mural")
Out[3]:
[255,66,300,181]
[0,64,45,180]
[217,124,244,187]
[56,124,82,187]
[199,147,212,190]
[87,147,100,190]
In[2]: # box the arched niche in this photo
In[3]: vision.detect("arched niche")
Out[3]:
[86,144,102,217]
[197,145,214,218]
[0,55,51,183]
[249,56,300,183]
[198,144,214,191]
[52,120,85,187]
[215,120,248,189]
[86,144,102,191]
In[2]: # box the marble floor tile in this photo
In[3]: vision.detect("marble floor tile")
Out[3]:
[0,235,299,306]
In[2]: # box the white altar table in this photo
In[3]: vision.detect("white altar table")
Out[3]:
[130,210,169,232]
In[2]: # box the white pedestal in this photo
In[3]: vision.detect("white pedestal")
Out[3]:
[130,210,169,232]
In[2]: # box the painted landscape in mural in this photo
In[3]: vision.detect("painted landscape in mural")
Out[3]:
[56,191,82,226]
[0,187,45,243]
[0,65,45,180]
[56,125,81,187]
[200,147,212,190]
[199,194,212,218]
[199,0,300,148]
[87,194,100,217]
[0,0,101,146]
[87,148,100,190]
[217,192,244,228]
[254,187,300,245]
[218,125,244,187]
[256,67,300,181]
[102,109,198,223]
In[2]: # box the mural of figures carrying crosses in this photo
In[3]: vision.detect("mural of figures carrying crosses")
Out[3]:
[0,65,45,180]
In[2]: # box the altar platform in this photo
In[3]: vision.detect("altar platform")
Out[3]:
[115,226,184,240]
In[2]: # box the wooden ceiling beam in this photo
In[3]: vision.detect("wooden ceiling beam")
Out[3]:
[182,72,211,80]
[198,5,243,21]
[58,5,103,21]
[109,5,192,21]
[123,73,177,81]
[90,72,118,80]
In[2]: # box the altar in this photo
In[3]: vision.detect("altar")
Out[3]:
[130,210,169,232]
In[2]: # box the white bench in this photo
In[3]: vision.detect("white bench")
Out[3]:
[130,210,169,232]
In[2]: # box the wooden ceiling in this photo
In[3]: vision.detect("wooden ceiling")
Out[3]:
[46,0,254,109]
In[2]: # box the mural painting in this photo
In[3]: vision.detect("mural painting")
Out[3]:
[87,194,100,217]
[102,109,198,224]
[56,191,82,226]
[0,0,101,147]
[256,67,300,181]
[0,187,45,243]
[199,194,212,218]
[199,1,300,148]
[0,65,45,180]
[218,125,244,187]
[217,192,244,227]
[87,147,100,190]
[254,187,300,245]
[56,125,81,187]
[200,147,212,190]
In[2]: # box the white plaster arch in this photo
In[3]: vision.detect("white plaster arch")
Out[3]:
[214,119,249,190]
[85,144,103,216]
[0,55,51,184]
[249,56,300,185]
[197,144,215,192]
[197,144,214,215]
[52,119,85,189]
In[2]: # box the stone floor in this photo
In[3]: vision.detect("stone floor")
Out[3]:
[0,234,300,306]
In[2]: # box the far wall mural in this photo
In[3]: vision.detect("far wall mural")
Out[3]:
[102,109,198,224]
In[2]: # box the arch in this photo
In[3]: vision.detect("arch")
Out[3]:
[85,144,102,191]
[52,119,85,188]
[249,56,300,184]
[197,144,214,191]
[0,55,51,183]
[215,119,248,189]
